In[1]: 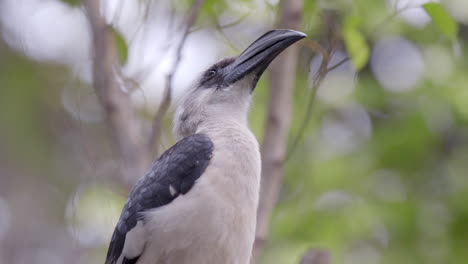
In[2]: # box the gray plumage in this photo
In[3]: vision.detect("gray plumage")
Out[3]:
[105,29,306,264]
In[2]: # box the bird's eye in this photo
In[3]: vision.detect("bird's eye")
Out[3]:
[207,69,217,78]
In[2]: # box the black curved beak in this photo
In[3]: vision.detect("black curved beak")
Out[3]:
[224,29,306,87]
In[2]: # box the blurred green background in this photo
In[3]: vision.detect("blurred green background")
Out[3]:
[0,0,467,263]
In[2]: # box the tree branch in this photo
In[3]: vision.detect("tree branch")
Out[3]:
[288,3,409,162]
[300,249,331,264]
[251,0,303,262]
[327,56,350,72]
[148,0,205,155]
[84,0,148,186]
[285,39,340,162]
[213,11,252,52]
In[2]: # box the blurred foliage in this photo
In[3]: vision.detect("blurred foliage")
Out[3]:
[112,28,129,65]
[342,15,370,70]
[1,0,468,264]
[60,0,82,6]
[422,3,458,41]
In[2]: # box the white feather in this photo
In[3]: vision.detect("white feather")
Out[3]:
[121,221,146,260]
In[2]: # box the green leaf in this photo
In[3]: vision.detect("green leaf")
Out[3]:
[200,0,228,20]
[342,16,370,71]
[112,28,128,65]
[423,3,458,41]
[60,0,81,6]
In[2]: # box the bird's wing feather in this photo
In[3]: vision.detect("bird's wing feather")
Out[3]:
[105,133,214,264]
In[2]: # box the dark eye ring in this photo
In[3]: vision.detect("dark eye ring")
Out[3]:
[207,69,217,78]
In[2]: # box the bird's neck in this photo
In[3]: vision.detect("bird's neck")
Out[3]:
[196,117,251,138]
[173,96,252,140]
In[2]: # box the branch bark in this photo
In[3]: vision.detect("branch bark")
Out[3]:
[286,38,335,161]
[251,0,303,262]
[148,0,205,156]
[300,249,330,264]
[84,0,149,186]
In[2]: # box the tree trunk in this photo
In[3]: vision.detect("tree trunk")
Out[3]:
[85,0,149,186]
[251,0,304,263]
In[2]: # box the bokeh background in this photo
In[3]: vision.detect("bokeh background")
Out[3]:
[1,0,468,263]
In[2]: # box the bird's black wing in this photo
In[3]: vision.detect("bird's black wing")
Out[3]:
[105,133,214,264]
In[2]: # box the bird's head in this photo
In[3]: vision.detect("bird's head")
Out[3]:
[174,29,306,139]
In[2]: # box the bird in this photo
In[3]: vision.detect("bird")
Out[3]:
[105,29,306,264]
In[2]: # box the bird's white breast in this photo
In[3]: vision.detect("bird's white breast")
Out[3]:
[138,128,261,264]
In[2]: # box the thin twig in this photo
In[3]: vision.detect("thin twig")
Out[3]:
[148,0,205,155]
[285,39,331,162]
[143,0,156,21]
[300,249,331,264]
[304,39,330,80]
[212,11,251,52]
[326,56,350,72]
[219,11,251,28]
[322,9,340,54]
[368,4,421,37]
[285,2,416,161]
[110,0,125,26]
[128,0,160,50]
[214,25,240,52]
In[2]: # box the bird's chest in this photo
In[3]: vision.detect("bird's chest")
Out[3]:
[140,140,261,264]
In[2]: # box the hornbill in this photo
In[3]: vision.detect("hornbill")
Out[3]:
[105,29,306,264]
